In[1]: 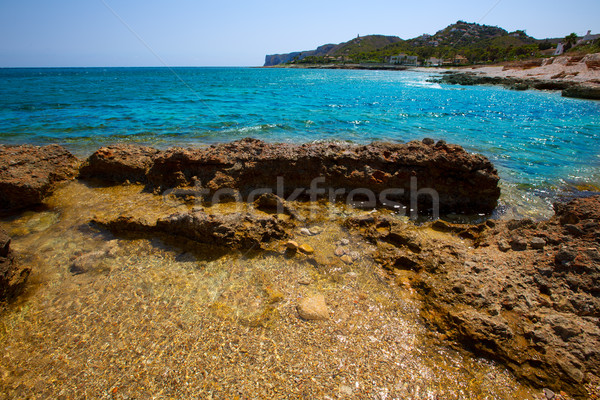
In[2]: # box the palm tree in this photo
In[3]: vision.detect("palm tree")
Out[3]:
[564,33,579,51]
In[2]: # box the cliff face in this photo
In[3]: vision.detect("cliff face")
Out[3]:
[265,52,302,67]
[265,44,337,66]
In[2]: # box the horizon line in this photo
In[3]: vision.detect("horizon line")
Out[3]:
[0,65,261,69]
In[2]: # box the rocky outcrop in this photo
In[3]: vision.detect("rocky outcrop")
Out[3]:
[583,53,600,70]
[265,52,303,67]
[0,145,79,211]
[81,139,500,215]
[346,196,600,397]
[434,70,600,100]
[0,226,30,301]
[92,209,289,251]
[562,84,600,100]
[78,145,160,183]
[434,72,574,91]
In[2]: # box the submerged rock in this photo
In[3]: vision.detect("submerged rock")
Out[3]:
[0,226,30,301]
[298,243,314,254]
[92,209,289,251]
[0,145,79,211]
[78,138,500,215]
[253,192,300,219]
[346,196,600,397]
[156,211,289,250]
[297,294,329,321]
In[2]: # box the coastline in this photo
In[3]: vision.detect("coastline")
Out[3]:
[262,63,414,71]
[1,140,600,398]
[431,53,600,100]
[264,53,600,100]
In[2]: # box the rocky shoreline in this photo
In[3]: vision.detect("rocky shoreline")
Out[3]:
[1,140,599,398]
[76,138,501,214]
[431,53,600,100]
[345,197,600,397]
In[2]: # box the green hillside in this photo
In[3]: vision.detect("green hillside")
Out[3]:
[269,21,562,66]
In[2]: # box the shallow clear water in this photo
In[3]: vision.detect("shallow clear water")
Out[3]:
[0,181,537,399]
[1,67,600,216]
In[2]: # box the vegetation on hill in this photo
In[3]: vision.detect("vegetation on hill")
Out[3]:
[271,21,597,66]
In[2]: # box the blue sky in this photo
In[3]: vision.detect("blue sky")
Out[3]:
[0,0,598,67]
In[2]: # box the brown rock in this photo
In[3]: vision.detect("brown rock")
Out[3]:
[297,294,329,321]
[0,226,30,301]
[285,240,299,251]
[583,53,600,70]
[93,209,289,251]
[562,84,600,100]
[146,138,500,214]
[253,192,300,219]
[497,239,511,252]
[340,255,353,264]
[530,237,546,249]
[345,195,600,396]
[79,144,160,183]
[509,237,528,251]
[334,247,346,257]
[0,145,79,211]
[298,244,314,254]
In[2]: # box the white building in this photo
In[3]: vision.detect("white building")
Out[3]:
[425,57,443,67]
[554,42,565,56]
[389,54,418,66]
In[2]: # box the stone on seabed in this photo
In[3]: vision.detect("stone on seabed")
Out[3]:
[297,294,329,321]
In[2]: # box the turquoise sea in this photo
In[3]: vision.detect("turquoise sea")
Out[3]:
[1,67,599,217]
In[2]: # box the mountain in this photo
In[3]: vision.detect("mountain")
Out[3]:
[265,21,543,66]
[265,35,402,66]
[407,21,535,48]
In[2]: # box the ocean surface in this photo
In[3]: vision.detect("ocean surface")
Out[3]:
[1,67,599,217]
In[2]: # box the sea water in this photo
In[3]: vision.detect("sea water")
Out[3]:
[1,67,600,216]
[3,67,592,398]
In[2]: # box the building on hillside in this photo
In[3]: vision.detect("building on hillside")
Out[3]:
[389,54,418,66]
[555,30,599,56]
[425,57,443,67]
[453,55,469,65]
[554,42,565,56]
[578,30,600,45]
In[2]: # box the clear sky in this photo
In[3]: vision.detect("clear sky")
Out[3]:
[0,0,598,67]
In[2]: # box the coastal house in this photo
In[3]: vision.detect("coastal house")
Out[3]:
[577,30,600,45]
[554,42,565,56]
[556,30,599,55]
[425,57,443,67]
[453,55,469,65]
[389,54,418,66]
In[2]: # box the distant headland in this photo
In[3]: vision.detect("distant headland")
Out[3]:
[264,20,599,67]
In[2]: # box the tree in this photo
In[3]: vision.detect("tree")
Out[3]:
[538,40,552,51]
[564,33,578,50]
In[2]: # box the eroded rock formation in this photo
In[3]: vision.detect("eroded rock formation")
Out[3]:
[92,209,290,251]
[78,144,160,183]
[346,196,600,397]
[81,138,501,215]
[0,226,30,301]
[0,145,79,211]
